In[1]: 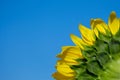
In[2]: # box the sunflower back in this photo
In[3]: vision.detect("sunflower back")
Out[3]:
[52,11,120,80]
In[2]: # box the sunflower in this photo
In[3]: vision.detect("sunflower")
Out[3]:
[52,11,120,80]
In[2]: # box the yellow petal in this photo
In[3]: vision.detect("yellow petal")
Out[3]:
[57,46,75,58]
[62,46,83,59]
[108,11,119,35]
[56,64,75,77]
[52,72,74,80]
[56,60,66,65]
[91,19,109,37]
[79,24,95,45]
[61,46,74,51]
[70,34,86,49]
[119,18,120,28]
[57,46,83,65]
[57,59,78,66]
[91,19,99,37]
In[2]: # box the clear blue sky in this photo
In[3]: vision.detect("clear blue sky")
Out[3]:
[0,0,120,80]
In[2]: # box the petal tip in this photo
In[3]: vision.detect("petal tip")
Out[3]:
[90,18,94,24]
[111,11,116,15]
[79,24,85,30]
[110,11,116,19]
[70,34,74,37]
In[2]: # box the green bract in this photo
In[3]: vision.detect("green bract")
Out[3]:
[71,29,120,80]
[53,12,120,80]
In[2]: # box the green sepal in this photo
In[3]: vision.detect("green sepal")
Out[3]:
[87,60,102,75]
[96,52,111,68]
[113,28,120,42]
[81,46,96,60]
[77,72,97,80]
[97,30,111,43]
[109,39,120,56]
[94,39,109,54]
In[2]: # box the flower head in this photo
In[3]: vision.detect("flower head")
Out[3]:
[52,12,120,80]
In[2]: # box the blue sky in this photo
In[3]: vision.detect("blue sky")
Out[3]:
[0,0,120,80]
